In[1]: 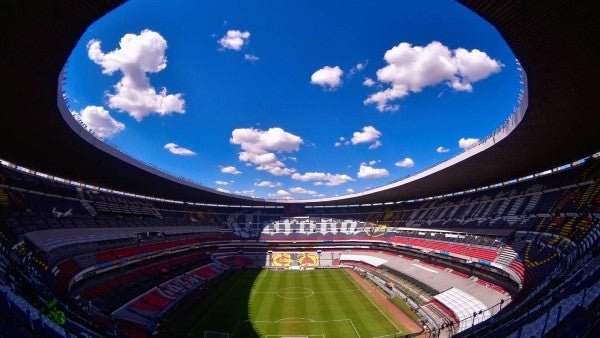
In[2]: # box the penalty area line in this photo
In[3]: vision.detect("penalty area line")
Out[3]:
[347,318,361,338]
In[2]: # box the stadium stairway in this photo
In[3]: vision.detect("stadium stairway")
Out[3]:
[495,241,526,266]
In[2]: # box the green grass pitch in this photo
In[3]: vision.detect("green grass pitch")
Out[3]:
[163,268,408,337]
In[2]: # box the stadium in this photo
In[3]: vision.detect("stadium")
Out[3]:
[1,0,599,337]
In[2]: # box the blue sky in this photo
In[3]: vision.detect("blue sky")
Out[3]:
[63,0,522,200]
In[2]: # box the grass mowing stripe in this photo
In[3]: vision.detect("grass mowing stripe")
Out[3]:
[212,270,254,334]
[295,272,311,335]
[166,269,408,337]
[308,269,331,336]
[330,270,369,337]
[284,271,312,336]
[168,269,247,336]
[332,270,385,337]
[327,271,359,334]
[258,270,281,337]
[341,269,404,336]
[314,271,341,337]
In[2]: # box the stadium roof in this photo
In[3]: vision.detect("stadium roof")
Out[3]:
[2,0,599,206]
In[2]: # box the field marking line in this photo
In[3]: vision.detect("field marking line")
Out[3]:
[204,330,231,338]
[343,270,402,335]
[230,319,244,338]
[347,318,361,338]
[253,318,359,338]
[254,291,293,294]
[273,287,315,299]
[275,317,316,323]
[249,270,267,301]
[265,335,324,338]
[253,318,350,324]
[315,288,361,293]
[254,288,359,294]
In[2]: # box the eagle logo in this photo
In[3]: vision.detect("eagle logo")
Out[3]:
[364,210,397,237]
[364,222,388,237]
[297,252,319,267]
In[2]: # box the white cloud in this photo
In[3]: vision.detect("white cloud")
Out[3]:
[75,106,125,138]
[270,190,291,197]
[218,30,250,51]
[310,66,344,90]
[458,137,480,150]
[266,167,297,176]
[349,61,368,77]
[351,126,382,149]
[221,166,241,174]
[230,127,303,176]
[334,136,346,147]
[291,172,354,186]
[368,160,378,166]
[289,187,317,195]
[234,189,255,197]
[346,188,355,193]
[363,77,376,87]
[215,187,230,193]
[368,140,382,149]
[215,181,230,185]
[364,87,403,112]
[255,181,281,188]
[87,30,185,121]
[244,54,259,62]
[395,157,415,167]
[454,48,504,82]
[436,146,450,153]
[357,163,390,179]
[239,152,284,170]
[164,143,196,156]
[364,41,502,112]
[231,127,303,154]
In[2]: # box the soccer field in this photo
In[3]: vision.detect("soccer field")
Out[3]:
[163,269,407,337]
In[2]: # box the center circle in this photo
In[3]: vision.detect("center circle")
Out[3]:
[275,287,314,299]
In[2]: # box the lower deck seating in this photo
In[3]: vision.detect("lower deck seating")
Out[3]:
[216,254,255,268]
[75,252,211,311]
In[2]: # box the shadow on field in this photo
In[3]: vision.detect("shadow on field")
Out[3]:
[158,268,262,338]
